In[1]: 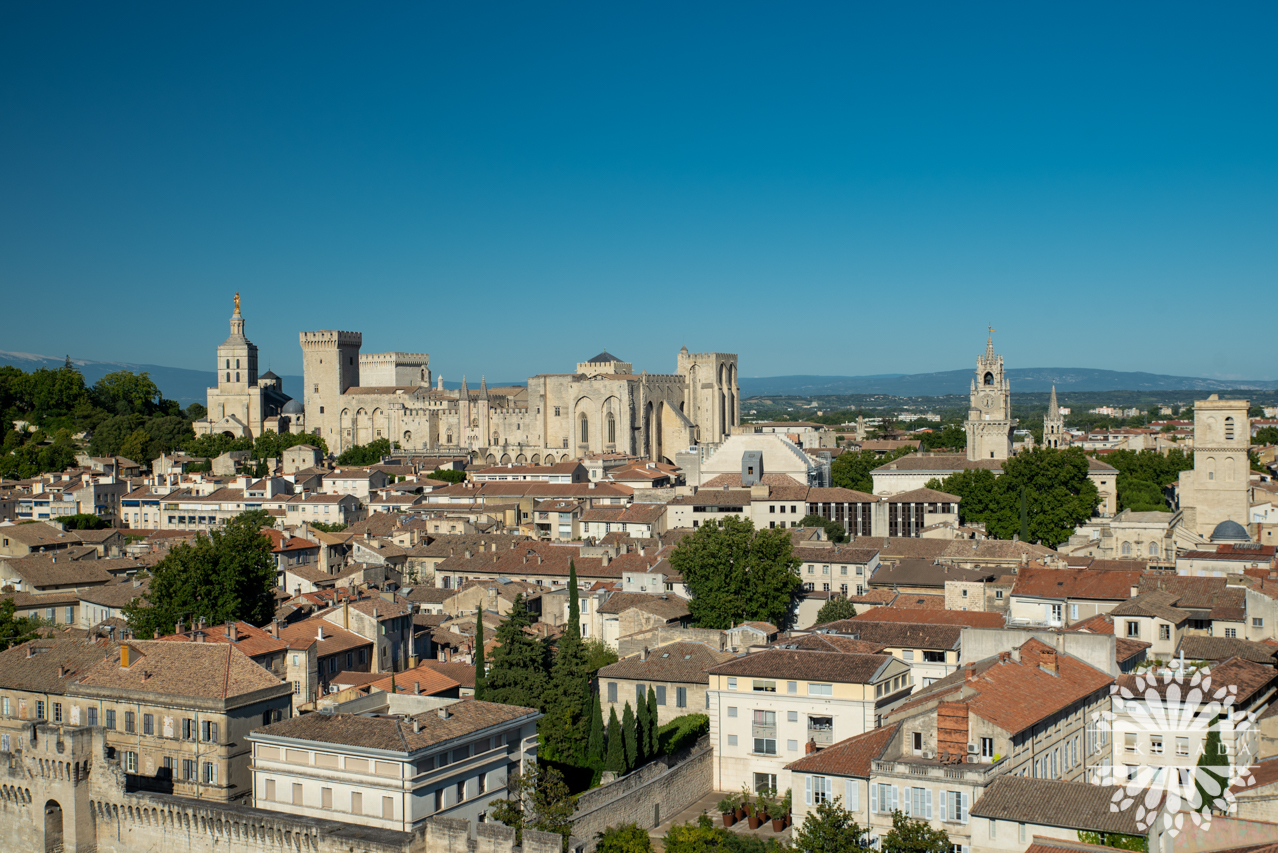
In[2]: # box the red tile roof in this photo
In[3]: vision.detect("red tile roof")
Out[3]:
[784,723,900,777]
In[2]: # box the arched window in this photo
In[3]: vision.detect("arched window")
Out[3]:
[492,431,499,446]
[983,372,994,386]
[225,359,230,369]
[403,431,412,445]
[1225,417,1235,441]
[1149,542,1159,557]
[1121,542,1132,556]
[236,359,240,369]
[235,372,240,382]
[580,413,589,444]
[607,413,616,445]
[226,373,230,383]
[445,433,453,444]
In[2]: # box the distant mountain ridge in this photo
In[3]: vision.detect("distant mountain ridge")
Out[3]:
[0,351,522,405]
[4,350,1272,405]
[740,368,1278,398]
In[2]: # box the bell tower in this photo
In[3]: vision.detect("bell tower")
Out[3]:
[965,329,1016,461]
[1043,384,1068,449]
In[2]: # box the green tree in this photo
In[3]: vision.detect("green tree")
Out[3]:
[814,597,858,625]
[584,638,620,673]
[1077,831,1148,852]
[797,514,846,543]
[622,702,638,773]
[61,513,107,530]
[490,762,576,847]
[792,798,866,853]
[646,686,659,757]
[596,823,653,853]
[484,594,550,709]
[429,468,468,484]
[881,810,951,853]
[117,429,153,465]
[667,517,802,630]
[1196,717,1229,813]
[336,437,391,465]
[474,610,487,701]
[543,561,592,763]
[308,521,347,533]
[605,707,625,774]
[587,692,605,764]
[1254,426,1278,446]
[663,816,728,853]
[92,371,163,416]
[832,446,913,493]
[917,424,967,452]
[122,509,277,637]
[0,599,43,651]
[636,688,652,766]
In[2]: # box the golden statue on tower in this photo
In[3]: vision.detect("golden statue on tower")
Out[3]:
[234,292,241,313]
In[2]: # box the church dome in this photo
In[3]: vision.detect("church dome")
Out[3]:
[281,398,304,416]
[1209,519,1250,542]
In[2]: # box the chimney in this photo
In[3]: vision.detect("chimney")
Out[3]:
[316,625,325,641]
[998,651,1010,664]
[176,618,185,634]
[963,662,976,682]
[641,647,649,661]
[269,620,279,639]
[195,631,205,643]
[1040,648,1058,676]
[413,718,421,733]
[414,681,421,695]
[26,645,35,659]
[437,707,451,720]
[57,665,66,678]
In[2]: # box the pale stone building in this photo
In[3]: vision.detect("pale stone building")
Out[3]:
[966,332,1017,462]
[1177,394,1251,541]
[1043,385,1068,449]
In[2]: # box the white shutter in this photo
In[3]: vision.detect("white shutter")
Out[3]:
[925,788,933,819]
[806,775,812,806]
[890,785,898,813]
[847,779,859,812]
[902,787,911,817]
[824,776,833,804]
[871,783,878,814]
[960,792,970,824]
[939,791,948,822]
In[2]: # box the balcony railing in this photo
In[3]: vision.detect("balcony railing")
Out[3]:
[871,755,1006,784]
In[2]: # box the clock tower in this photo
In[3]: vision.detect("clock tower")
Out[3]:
[965,331,1016,461]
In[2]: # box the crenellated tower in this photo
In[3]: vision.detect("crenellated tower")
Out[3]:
[965,331,1016,461]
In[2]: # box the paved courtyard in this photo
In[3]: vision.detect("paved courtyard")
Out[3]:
[649,792,793,850]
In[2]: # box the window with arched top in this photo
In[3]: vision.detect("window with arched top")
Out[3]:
[580,413,589,444]
[983,372,994,386]
[1122,541,1132,556]
[235,372,240,382]
[1225,417,1235,441]
[607,413,616,444]
[492,431,499,446]
[471,418,478,428]
[1149,542,1159,557]
[445,433,453,444]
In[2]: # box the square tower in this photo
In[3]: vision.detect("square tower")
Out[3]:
[677,346,739,444]
[965,333,1016,461]
[1178,394,1251,539]
[299,330,362,446]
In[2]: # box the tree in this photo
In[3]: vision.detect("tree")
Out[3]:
[667,517,802,630]
[122,509,277,638]
[1196,717,1229,813]
[792,798,866,853]
[484,594,550,710]
[797,514,846,544]
[917,424,966,453]
[646,686,659,758]
[1254,427,1278,446]
[605,707,625,774]
[881,810,951,853]
[636,688,652,766]
[587,692,605,764]
[308,521,347,533]
[663,816,728,853]
[622,702,638,773]
[584,638,620,673]
[490,762,575,847]
[0,599,43,651]
[832,446,913,493]
[92,371,163,416]
[815,597,858,625]
[1078,831,1148,852]
[336,437,391,465]
[543,561,592,763]
[429,468,468,484]
[61,513,107,531]
[1100,448,1194,512]
[474,610,487,701]
[596,823,653,853]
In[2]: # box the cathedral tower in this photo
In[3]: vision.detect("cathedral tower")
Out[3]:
[965,331,1016,461]
[1043,384,1067,449]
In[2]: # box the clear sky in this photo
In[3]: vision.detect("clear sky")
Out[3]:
[1,2,1274,382]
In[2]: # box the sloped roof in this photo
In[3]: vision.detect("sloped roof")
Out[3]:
[970,775,1155,834]
[598,642,735,684]
[584,351,621,364]
[784,723,899,777]
[707,649,892,684]
[75,640,286,701]
[1012,567,1142,601]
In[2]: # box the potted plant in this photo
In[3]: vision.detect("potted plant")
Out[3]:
[778,789,792,830]
[748,788,768,829]
[718,797,737,828]
[739,785,753,821]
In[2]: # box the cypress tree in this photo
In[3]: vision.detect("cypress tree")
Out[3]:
[647,686,659,756]
[1019,486,1029,543]
[473,611,486,701]
[605,707,625,774]
[1196,716,1229,812]
[636,689,651,766]
[587,692,604,763]
[622,702,638,773]
[544,560,592,763]
[485,594,550,709]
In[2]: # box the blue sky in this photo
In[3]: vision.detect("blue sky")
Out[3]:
[1,2,1274,382]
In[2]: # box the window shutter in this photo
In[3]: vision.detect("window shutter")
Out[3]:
[960,792,970,824]
[870,783,878,814]
[925,788,933,819]
[902,787,911,817]
[939,791,947,822]
[806,775,812,806]
[847,779,858,812]
[890,785,898,812]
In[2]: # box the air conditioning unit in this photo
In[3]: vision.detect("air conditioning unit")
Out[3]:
[967,743,977,754]
[922,750,934,759]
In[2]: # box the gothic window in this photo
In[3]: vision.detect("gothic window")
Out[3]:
[607,413,616,444]
[1121,542,1132,556]
[1149,542,1159,557]
[983,372,994,386]
[1225,417,1235,441]
[446,433,453,444]
[404,431,412,444]
[492,431,499,446]
[580,413,589,444]
[235,372,240,382]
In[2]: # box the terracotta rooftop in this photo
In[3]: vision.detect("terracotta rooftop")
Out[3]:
[849,607,1005,628]
[784,722,900,777]
[969,775,1155,835]
[599,642,735,684]
[75,640,287,701]
[1012,567,1142,601]
[706,648,894,684]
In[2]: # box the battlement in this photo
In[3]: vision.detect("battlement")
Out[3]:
[361,352,430,365]
[678,351,737,361]
[300,330,362,347]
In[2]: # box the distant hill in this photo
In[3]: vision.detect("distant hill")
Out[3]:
[0,350,523,405]
[739,368,1278,398]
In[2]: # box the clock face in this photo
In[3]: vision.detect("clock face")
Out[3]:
[982,395,993,408]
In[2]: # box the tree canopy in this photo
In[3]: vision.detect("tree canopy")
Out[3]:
[881,810,951,853]
[667,517,802,630]
[793,798,867,853]
[917,424,966,452]
[0,599,44,651]
[483,594,550,710]
[832,446,913,493]
[814,597,858,625]
[797,514,846,543]
[926,447,1100,547]
[336,437,391,465]
[1096,448,1195,512]
[123,509,278,637]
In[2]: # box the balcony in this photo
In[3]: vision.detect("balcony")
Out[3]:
[808,717,834,747]
[871,755,1007,784]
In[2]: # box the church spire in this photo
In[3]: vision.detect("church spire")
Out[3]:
[479,375,488,398]
[1048,384,1059,419]
[985,326,996,360]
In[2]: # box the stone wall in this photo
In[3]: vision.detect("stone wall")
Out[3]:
[570,737,712,851]
[617,627,725,657]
